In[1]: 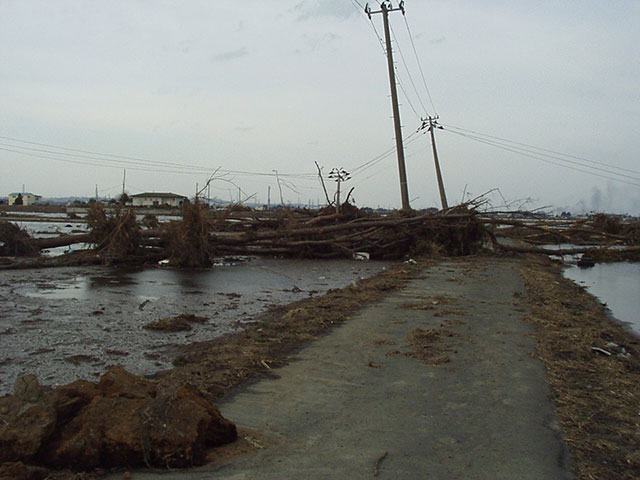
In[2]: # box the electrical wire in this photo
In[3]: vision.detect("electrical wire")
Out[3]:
[0,135,317,179]
[403,15,438,115]
[390,23,429,116]
[444,129,640,188]
[440,123,640,176]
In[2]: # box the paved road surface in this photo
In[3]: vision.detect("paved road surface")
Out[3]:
[109,258,573,479]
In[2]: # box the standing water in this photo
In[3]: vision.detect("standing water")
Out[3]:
[564,262,640,337]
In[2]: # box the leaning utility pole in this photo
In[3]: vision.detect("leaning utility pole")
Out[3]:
[366,1,410,210]
[419,116,448,209]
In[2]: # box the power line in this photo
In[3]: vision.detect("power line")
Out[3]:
[349,131,421,176]
[0,134,317,179]
[390,22,429,116]
[403,14,438,115]
[440,123,640,176]
[444,129,640,187]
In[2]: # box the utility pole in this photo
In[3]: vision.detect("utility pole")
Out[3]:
[366,1,410,210]
[267,186,271,210]
[122,169,126,196]
[328,167,351,214]
[273,170,284,206]
[419,116,448,209]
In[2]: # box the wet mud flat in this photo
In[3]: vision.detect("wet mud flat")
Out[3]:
[0,257,391,396]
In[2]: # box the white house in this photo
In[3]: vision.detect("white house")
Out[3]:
[130,192,187,207]
[8,192,41,206]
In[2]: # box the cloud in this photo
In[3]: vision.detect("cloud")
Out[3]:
[293,0,357,21]
[211,47,249,63]
[296,32,339,53]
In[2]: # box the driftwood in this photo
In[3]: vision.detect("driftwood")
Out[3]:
[33,233,91,249]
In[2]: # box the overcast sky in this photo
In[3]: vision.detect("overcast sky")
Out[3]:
[1,0,639,213]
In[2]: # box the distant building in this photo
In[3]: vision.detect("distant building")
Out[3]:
[8,192,41,206]
[130,192,187,208]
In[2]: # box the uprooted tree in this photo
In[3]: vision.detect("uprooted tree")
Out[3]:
[163,199,213,267]
[86,202,142,261]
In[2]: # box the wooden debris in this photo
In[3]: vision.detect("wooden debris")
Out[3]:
[373,451,388,477]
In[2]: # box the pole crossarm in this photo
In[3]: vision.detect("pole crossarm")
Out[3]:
[365,1,405,18]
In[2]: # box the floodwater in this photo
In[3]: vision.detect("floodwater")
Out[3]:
[0,257,391,395]
[564,262,640,337]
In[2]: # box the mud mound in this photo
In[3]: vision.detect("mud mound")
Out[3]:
[0,367,236,473]
[144,313,208,332]
[0,462,51,480]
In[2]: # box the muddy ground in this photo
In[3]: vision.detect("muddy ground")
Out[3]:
[0,257,391,396]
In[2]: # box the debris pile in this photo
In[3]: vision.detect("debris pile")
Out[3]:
[0,221,38,257]
[163,199,213,267]
[86,203,141,261]
[488,213,640,261]
[0,367,237,472]
[5,202,638,267]
[205,208,485,260]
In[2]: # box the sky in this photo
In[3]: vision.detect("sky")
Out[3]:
[1,0,639,214]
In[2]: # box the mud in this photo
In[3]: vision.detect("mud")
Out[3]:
[0,257,391,396]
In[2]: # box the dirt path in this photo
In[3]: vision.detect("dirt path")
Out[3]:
[108,258,573,479]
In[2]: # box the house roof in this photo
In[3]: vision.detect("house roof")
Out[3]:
[130,192,187,199]
[9,192,40,196]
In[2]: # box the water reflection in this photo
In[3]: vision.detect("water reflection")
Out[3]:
[564,262,640,336]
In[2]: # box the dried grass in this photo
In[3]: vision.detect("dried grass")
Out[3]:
[521,255,640,480]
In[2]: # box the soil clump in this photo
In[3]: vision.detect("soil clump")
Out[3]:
[0,367,236,476]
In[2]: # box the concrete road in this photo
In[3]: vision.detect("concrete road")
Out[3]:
[110,258,573,479]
